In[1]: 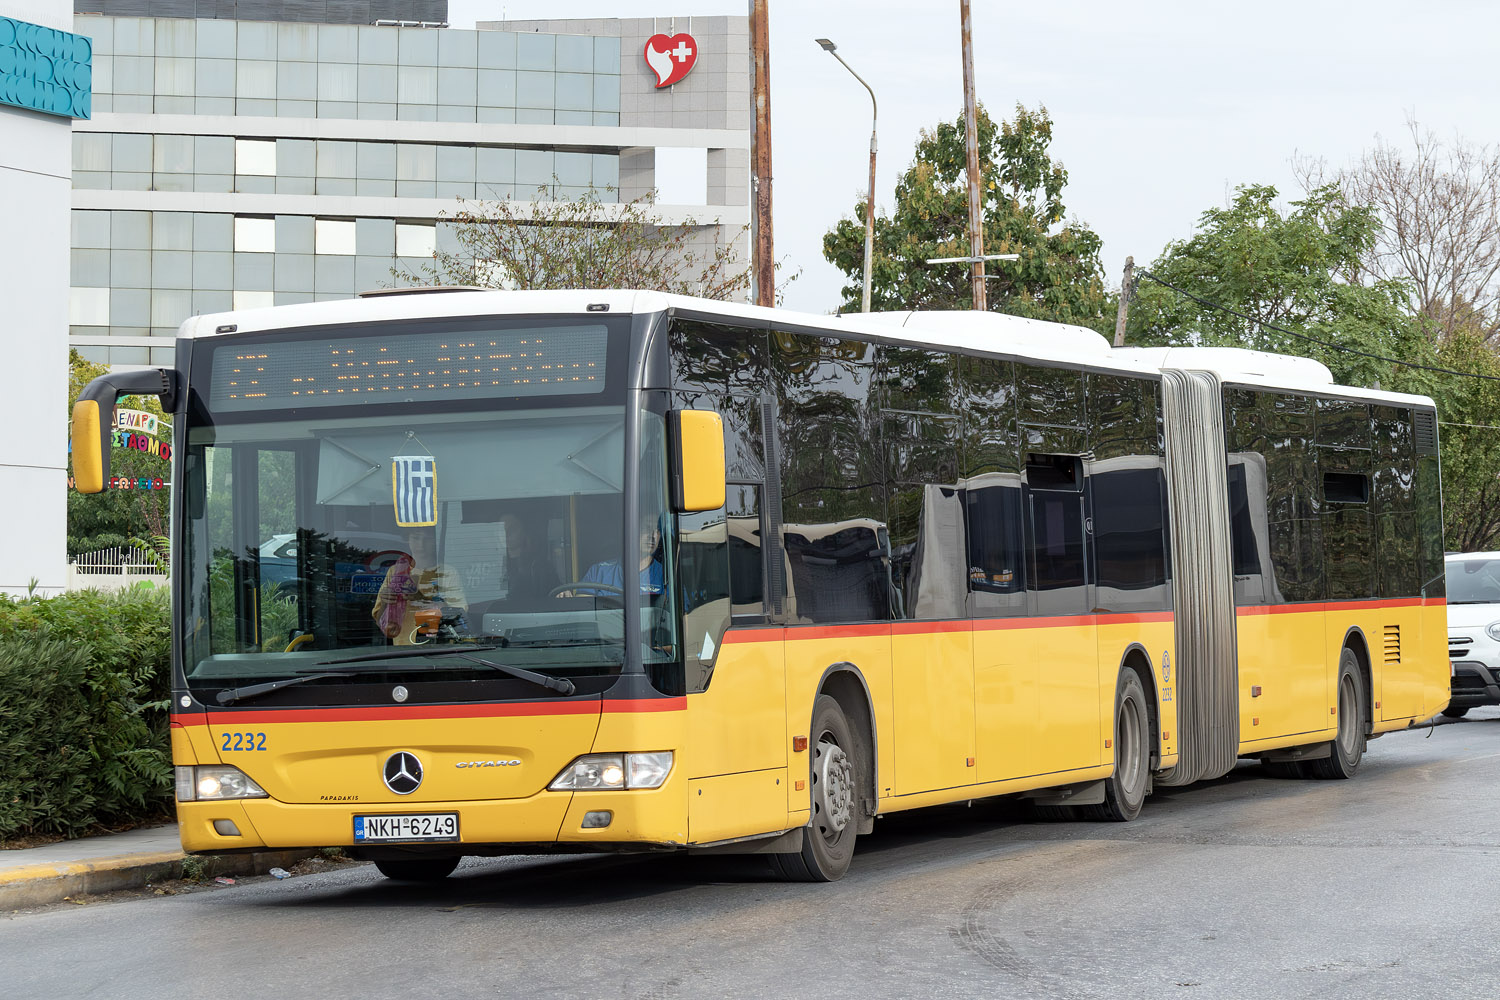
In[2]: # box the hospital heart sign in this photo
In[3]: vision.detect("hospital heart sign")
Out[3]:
[644,32,697,88]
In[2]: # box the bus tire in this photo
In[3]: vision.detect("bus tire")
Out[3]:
[1083,668,1150,822]
[374,856,461,881]
[1442,705,1470,719]
[770,695,858,882]
[1308,649,1365,780]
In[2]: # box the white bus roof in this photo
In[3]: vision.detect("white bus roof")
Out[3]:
[176,289,1435,410]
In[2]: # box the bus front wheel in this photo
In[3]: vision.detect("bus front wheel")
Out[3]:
[771,694,858,882]
[1083,668,1150,822]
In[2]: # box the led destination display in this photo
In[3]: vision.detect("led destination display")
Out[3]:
[208,323,609,411]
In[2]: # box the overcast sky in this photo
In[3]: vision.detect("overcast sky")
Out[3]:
[448,1,1500,315]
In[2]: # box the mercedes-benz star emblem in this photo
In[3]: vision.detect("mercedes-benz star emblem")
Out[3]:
[383,751,423,795]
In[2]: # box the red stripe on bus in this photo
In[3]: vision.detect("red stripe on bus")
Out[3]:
[601,697,686,713]
[1236,597,1434,617]
[891,620,972,636]
[171,696,683,728]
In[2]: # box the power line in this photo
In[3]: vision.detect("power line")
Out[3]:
[1136,269,1500,384]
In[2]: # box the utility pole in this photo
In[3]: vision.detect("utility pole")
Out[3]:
[959,0,985,312]
[1113,256,1135,347]
[750,0,774,307]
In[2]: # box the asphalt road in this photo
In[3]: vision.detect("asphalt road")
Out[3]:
[5,710,1500,1000]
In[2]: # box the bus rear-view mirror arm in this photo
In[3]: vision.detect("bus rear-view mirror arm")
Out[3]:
[71,368,179,494]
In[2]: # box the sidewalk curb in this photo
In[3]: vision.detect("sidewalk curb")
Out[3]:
[0,848,318,910]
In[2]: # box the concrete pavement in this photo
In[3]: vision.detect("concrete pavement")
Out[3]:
[0,824,313,909]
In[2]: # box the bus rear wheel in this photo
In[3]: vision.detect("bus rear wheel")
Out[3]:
[374,856,461,881]
[1308,649,1365,780]
[770,694,858,882]
[1082,668,1150,822]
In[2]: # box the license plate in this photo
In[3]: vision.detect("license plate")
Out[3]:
[353,813,459,843]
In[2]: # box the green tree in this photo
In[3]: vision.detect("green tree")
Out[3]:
[822,103,1111,330]
[393,184,754,300]
[1126,183,1432,390]
[1125,182,1500,549]
[1429,332,1500,551]
[67,350,171,558]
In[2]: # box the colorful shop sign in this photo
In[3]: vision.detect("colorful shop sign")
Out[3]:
[115,408,159,436]
[114,429,171,462]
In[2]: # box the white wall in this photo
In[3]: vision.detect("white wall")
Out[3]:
[0,0,74,595]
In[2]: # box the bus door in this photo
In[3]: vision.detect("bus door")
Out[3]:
[191,441,315,656]
[890,483,974,795]
[966,473,1036,783]
[1024,455,1099,774]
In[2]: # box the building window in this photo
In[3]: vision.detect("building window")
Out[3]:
[235,139,277,177]
[396,223,436,258]
[315,219,357,255]
[233,291,275,311]
[234,217,276,253]
[70,287,111,326]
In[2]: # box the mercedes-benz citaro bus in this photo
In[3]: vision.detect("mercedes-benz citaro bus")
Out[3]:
[71,289,1450,883]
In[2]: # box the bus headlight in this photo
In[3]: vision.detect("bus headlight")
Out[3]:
[625,752,674,789]
[549,752,674,790]
[176,765,269,801]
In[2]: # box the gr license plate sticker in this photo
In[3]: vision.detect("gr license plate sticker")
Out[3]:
[353,813,459,843]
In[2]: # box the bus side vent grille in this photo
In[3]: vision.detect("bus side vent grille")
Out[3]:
[1384,624,1401,665]
[1414,410,1438,455]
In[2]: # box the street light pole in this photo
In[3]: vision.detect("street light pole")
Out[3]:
[816,39,878,313]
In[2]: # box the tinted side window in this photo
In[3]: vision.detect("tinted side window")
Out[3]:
[669,319,769,394]
[885,408,964,620]
[1319,402,1375,601]
[1030,488,1088,604]
[1017,364,1085,430]
[775,332,889,624]
[1088,373,1169,613]
[1027,455,1088,616]
[1263,392,1323,602]
[965,478,1025,610]
[1090,467,1169,610]
[676,485,766,694]
[959,355,1018,479]
[1373,405,1419,598]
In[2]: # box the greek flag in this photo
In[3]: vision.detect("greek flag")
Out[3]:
[392,455,437,527]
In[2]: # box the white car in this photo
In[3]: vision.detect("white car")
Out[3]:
[1444,551,1500,717]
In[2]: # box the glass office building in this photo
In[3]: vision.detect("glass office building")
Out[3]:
[69,12,753,366]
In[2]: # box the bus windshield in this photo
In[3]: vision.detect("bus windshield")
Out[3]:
[180,401,678,702]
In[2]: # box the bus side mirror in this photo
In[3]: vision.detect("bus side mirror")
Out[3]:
[71,368,178,494]
[669,409,726,513]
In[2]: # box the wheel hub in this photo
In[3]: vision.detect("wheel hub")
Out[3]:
[814,740,854,835]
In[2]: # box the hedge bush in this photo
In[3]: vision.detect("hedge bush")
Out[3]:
[0,585,173,840]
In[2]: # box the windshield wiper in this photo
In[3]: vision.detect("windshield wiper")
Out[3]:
[215,645,574,705]
[502,637,613,649]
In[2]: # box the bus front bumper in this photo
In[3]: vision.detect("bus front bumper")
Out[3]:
[177,786,689,855]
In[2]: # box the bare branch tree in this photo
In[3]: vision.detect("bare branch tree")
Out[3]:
[1296,118,1500,342]
[392,184,758,301]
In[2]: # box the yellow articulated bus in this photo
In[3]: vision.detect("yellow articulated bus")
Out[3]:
[71,290,1448,882]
